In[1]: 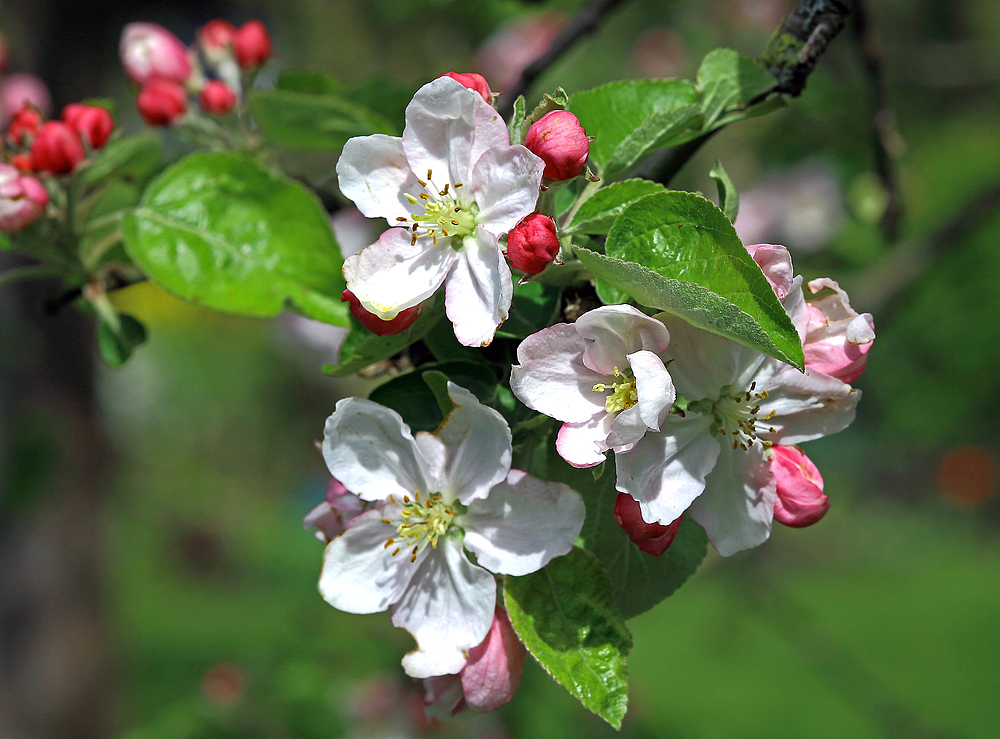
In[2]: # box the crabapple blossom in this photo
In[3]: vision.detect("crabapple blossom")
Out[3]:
[119,23,192,85]
[136,79,187,126]
[506,213,559,274]
[509,304,674,468]
[0,74,51,127]
[437,71,492,103]
[303,477,368,543]
[525,110,589,181]
[338,76,544,346]
[8,105,42,145]
[803,277,875,384]
[199,19,236,59]
[318,383,583,678]
[199,80,237,115]
[30,121,85,175]
[0,164,48,231]
[233,20,272,70]
[770,444,829,527]
[62,104,114,149]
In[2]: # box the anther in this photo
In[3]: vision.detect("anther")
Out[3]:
[396,216,408,222]
[410,234,417,246]
[384,538,394,549]
[392,547,400,556]
[381,518,391,525]
[419,193,429,200]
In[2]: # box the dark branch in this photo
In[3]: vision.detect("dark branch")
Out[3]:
[761,0,852,97]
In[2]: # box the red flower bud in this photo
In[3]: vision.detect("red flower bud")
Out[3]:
[506,213,559,274]
[614,492,683,556]
[341,289,421,336]
[120,22,192,85]
[437,71,492,103]
[525,110,589,181]
[136,79,187,127]
[233,20,272,70]
[771,445,829,528]
[200,19,236,53]
[29,121,85,175]
[7,104,43,146]
[11,153,33,173]
[199,80,237,115]
[62,104,114,149]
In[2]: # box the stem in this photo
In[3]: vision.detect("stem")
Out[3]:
[560,178,602,230]
[0,264,62,288]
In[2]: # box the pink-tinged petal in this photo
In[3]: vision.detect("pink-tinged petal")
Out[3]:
[628,349,675,431]
[771,445,829,528]
[393,541,496,678]
[423,675,465,719]
[461,607,526,712]
[510,324,609,423]
[657,314,736,400]
[434,383,512,505]
[614,493,684,556]
[688,445,776,556]
[343,228,456,319]
[803,277,875,383]
[402,77,481,188]
[760,366,859,445]
[556,415,614,468]
[322,398,431,502]
[615,414,720,525]
[462,469,585,576]
[318,507,421,614]
[576,306,671,375]
[606,405,648,449]
[746,244,793,299]
[336,134,421,222]
[472,145,544,235]
[303,501,343,542]
[445,230,511,347]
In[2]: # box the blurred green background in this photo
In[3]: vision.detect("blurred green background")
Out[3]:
[2,0,999,737]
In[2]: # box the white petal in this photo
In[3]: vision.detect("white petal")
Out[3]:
[336,134,420,222]
[615,414,720,524]
[606,405,648,449]
[318,507,420,614]
[556,415,614,468]
[322,398,431,502]
[688,445,776,556]
[393,541,496,678]
[657,315,736,401]
[462,469,585,576]
[470,95,512,172]
[445,230,511,347]
[509,324,609,423]
[576,305,671,375]
[343,228,456,319]
[402,77,481,188]
[472,145,544,235]
[628,349,675,431]
[762,368,860,445]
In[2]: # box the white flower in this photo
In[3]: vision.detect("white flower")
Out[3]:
[318,383,584,678]
[616,278,859,555]
[337,76,545,347]
[509,305,675,467]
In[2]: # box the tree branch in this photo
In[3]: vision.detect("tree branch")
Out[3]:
[761,0,852,97]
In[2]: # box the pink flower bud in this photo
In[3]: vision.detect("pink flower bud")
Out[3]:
[0,163,48,231]
[62,104,114,149]
[746,243,794,300]
[11,154,33,173]
[341,289,422,336]
[29,121,85,175]
[0,74,51,128]
[437,71,492,103]
[614,492,683,555]
[136,79,187,127]
[507,213,559,274]
[303,477,366,543]
[7,104,43,146]
[199,80,237,115]
[232,20,272,70]
[199,19,236,53]
[803,277,875,384]
[120,22,193,85]
[770,445,829,528]
[525,110,589,181]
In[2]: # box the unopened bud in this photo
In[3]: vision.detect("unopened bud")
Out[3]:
[525,110,589,181]
[771,445,829,528]
[136,79,187,126]
[30,121,85,175]
[233,20,272,70]
[199,80,237,115]
[437,71,492,103]
[62,104,114,149]
[199,19,236,55]
[0,74,51,128]
[11,154,33,173]
[804,277,875,384]
[120,22,193,85]
[614,492,683,555]
[341,289,421,335]
[0,163,49,231]
[7,105,43,146]
[506,213,559,274]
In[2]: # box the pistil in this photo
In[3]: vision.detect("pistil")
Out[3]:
[593,366,638,414]
[383,490,457,562]
[396,168,478,249]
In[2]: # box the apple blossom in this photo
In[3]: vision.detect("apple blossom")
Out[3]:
[136,79,187,126]
[30,121,85,175]
[318,383,584,678]
[62,104,114,149]
[525,110,589,181]
[0,163,49,231]
[0,74,51,127]
[8,105,42,146]
[338,76,544,346]
[770,444,829,527]
[233,20,272,70]
[199,80,238,115]
[614,492,683,555]
[507,213,560,274]
[803,277,875,384]
[119,22,192,85]
[509,304,674,468]
[303,477,368,543]
[341,288,422,336]
[437,71,492,103]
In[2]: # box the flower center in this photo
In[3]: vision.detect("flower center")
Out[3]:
[397,169,479,249]
[382,491,458,562]
[593,366,638,414]
[712,381,776,451]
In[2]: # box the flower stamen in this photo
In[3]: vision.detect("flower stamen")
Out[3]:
[593,366,638,413]
[713,384,774,451]
[390,491,457,562]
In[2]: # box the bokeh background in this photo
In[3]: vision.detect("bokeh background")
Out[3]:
[2,0,999,737]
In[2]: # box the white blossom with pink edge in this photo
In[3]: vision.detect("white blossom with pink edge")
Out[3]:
[509,305,674,468]
[318,383,583,679]
[337,76,544,347]
[0,164,48,232]
[119,23,193,86]
[803,277,875,384]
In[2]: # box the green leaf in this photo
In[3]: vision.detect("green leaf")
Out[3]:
[97,312,148,367]
[603,104,703,177]
[709,161,739,222]
[504,547,632,729]
[420,370,455,418]
[594,277,631,306]
[344,76,413,130]
[565,179,666,235]
[495,281,563,340]
[508,95,527,146]
[81,133,163,187]
[276,69,342,95]
[569,79,699,175]
[123,151,349,325]
[523,87,570,130]
[695,48,777,129]
[249,88,396,150]
[601,190,802,367]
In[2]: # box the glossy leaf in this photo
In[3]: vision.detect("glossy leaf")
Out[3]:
[496,281,563,340]
[508,95,527,145]
[696,48,777,129]
[565,179,666,235]
[123,151,349,325]
[249,88,396,150]
[81,133,163,187]
[710,161,739,222]
[504,547,632,729]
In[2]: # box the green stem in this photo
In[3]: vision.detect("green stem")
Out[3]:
[0,264,62,288]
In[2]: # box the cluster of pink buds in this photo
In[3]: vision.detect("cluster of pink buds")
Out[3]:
[120,19,272,127]
[0,162,48,232]
[2,99,114,178]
